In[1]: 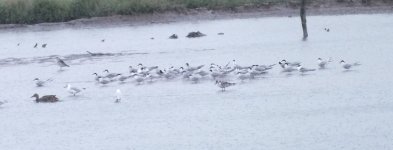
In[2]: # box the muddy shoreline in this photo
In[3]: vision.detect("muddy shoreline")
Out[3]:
[0,5,392,32]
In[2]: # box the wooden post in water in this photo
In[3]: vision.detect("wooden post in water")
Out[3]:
[300,0,308,40]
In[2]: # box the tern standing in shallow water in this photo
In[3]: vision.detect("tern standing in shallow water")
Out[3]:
[281,63,297,73]
[297,65,316,74]
[115,89,122,103]
[98,77,111,85]
[340,60,361,70]
[215,80,236,91]
[280,60,301,68]
[34,78,52,87]
[317,58,332,69]
[65,84,84,96]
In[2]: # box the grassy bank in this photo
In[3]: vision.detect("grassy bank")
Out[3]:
[0,0,387,24]
[0,0,289,24]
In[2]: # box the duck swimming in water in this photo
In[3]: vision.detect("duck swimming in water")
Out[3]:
[31,93,59,103]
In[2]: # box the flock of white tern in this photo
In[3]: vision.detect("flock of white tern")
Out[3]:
[20,57,361,104]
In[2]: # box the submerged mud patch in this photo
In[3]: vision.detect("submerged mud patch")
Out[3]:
[0,51,148,67]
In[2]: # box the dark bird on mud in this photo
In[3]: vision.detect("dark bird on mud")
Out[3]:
[101,39,105,42]
[34,43,38,48]
[31,93,59,103]
[55,57,70,70]
[42,44,47,48]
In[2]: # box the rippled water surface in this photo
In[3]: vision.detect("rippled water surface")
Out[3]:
[0,14,393,150]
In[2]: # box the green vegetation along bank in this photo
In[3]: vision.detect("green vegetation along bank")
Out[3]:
[0,0,388,24]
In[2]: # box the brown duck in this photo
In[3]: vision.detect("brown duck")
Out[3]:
[31,93,59,103]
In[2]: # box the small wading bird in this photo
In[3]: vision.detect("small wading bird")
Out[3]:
[103,69,121,79]
[115,89,122,103]
[31,93,59,103]
[317,57,332,69]
[215,80,236,91]
[92,73,103,82]
[65,84,84,96]
[55,57,70,70]
[297,65,316,74]
[33,78,52,87]
[97,77,111,85]
[281,63,297,73]
[340,60,361,70]
[279,60,301,68]
[189,74,202,83]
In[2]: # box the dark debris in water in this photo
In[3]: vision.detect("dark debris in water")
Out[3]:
[186,31,206,38]
[169,34,178,39]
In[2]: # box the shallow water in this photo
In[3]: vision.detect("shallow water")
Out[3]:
[0,14,393,150]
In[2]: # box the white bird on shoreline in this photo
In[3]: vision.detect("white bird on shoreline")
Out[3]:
[34,78,52,87]
[98,77,111,85]
[134,74,146,85]
[317,57,332,69]
[215,80,236,91]
[129,66,138,73]
[195,70,209,77]
[162,70,177,79]
[65,84,84,96]
[281,63,297,73]
[279,60,301,68]
[340,60,361,70]
[232,60,250,70]
[237,72,251,81]
[297,65,316,74]
[118,75,132,82]
[185,63,204,72]
[145,66,159,72]
[103,69,121,78]
[189,74,202,83]
[249,69,267,79]
[115,89,121,103]
[253,64,275,72]
[92,73,103,82]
